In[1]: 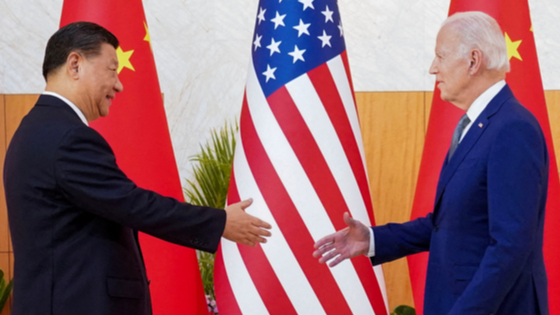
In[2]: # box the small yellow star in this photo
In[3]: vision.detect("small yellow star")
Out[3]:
[144,21,152,50]
[505,32,522,61]
[116,46,135,74]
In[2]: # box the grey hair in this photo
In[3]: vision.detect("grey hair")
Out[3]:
[442,11,510,72]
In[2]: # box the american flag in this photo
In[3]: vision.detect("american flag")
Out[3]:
[214,0,388,314]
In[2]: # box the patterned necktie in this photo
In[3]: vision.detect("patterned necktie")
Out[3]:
[448,114,471,160]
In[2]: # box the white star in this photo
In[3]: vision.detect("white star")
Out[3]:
[263,65,277,82]
[253,34,262,51]
[298,0,314,11]
[293,19,311,37]
[318,30,332,47]
[338,20,344,37]
[288,45,306,63]
[271,11,286,29]
[267,38,282,56]
[257,7,266,24]
[322,6,334,23]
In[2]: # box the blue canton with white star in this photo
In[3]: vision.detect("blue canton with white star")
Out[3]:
[252,0,346,97]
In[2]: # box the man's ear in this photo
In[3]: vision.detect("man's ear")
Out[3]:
[468,49,483,75]
[67,52,81,79]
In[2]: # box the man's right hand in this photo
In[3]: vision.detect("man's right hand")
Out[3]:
[223,199,272,247]
[313,212,371,267]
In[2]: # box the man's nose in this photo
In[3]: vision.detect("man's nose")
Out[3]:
[429,60,437,75]
[115,78,124,93]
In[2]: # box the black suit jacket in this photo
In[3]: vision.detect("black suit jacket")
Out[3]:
[4,95,226,315]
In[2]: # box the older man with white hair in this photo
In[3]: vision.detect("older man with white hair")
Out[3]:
[314,11,549,315]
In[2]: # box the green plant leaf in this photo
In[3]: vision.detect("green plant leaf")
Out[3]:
[0,269,12,312]
[184,122,238,300]
[393,305,416,315]
[0,280,12,312]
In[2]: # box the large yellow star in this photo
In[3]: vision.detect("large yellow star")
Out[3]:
[505,32,522,61]
[144,22,152,50]
[116,46,135,74]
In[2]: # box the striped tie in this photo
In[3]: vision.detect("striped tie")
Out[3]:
[449,114,471,160]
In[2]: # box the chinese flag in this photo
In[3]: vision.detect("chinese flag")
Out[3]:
[59,1,209,314]
[409,0,560,314]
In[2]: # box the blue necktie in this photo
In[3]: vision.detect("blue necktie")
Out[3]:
[449,114,471,160]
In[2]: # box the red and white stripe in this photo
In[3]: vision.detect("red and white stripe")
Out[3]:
[215,52,388,315]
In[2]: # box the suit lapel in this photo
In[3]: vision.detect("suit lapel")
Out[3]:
[433,85,515,208]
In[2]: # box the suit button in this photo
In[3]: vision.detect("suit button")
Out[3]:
[434,226,439,232]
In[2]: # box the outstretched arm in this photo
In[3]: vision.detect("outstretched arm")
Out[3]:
[313,212,370,267]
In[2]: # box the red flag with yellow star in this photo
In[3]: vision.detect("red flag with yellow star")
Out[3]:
[59,1,209,314]
[409,0,560,314]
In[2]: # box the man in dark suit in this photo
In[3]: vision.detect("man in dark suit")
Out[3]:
[313,12,549,315]
[4,22,271,315]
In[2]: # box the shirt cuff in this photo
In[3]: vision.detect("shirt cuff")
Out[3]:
[366,227,375,257]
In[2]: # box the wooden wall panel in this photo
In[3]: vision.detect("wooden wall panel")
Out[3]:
[545,90,560,168]
[356,91,427,310]
[2,94,37,315]
[355,92,426,228]
[424,92,433,132]
[4,95,37,259]
[0,97,11,315]
[4,95,37,145]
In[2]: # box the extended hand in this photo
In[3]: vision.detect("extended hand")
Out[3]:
[223,199,272,247]
[313,212,370,267]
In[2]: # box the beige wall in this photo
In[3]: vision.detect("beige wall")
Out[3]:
[1,91,559,313]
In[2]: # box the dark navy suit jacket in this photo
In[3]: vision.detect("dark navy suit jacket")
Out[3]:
[4,95,226,315]
[372,85,549,314]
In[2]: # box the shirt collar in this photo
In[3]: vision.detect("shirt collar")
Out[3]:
[42,91,89,126]
[460,80,506,141]
[465,80,506,124]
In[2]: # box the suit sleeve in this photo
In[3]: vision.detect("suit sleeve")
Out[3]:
[54,126,226,253]
[449,119,548,314]
[371,213,433,265]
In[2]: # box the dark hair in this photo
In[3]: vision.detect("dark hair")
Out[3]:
[42,21,119,80]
